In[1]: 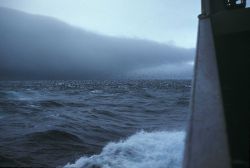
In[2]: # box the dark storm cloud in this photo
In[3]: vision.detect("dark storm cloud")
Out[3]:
[0,0,200,47]
[0,7,194,80]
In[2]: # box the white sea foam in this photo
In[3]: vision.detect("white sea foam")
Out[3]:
[90,90,103,94]
[6,90,39,100]
[64,131,185,168]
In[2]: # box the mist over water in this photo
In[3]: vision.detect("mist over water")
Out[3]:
[0,7,194,80]
[0,80,191,167]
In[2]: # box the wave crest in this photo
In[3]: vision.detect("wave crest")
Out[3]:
[65,131,185,168]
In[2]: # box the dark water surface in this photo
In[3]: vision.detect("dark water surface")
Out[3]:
[0,80,191,167]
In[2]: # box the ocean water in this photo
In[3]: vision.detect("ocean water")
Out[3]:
[0,80,191,168]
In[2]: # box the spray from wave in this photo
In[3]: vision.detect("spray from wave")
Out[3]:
[64,131,185,168]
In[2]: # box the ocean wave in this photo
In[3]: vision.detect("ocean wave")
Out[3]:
[2,90,42,101]
[39,100,64,107]
[26,130,83,143]
[3,91,30,100]
[64,131,185,168]
[90,90,103,94]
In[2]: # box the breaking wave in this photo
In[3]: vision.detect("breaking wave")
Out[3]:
[65,131,185,168]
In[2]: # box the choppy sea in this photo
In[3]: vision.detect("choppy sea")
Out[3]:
[0,80,191,168]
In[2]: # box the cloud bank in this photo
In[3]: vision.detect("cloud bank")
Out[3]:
[0,7,194,80]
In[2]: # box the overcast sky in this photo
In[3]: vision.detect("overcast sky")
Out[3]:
[0,0,201,48]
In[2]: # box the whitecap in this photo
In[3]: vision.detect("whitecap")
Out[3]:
[90,90,103,94]
[65,131,185,168]
[5,90,45,101]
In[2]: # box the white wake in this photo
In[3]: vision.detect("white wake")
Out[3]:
[65,131,185,168]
